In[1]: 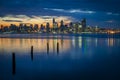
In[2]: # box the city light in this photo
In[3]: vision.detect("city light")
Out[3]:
[0,18,120,34]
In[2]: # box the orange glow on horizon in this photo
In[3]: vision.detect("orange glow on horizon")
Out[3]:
[0,15,72,28]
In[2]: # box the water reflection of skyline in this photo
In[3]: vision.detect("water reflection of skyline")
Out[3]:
[1,36,120,80]
[0,38,71,54]
[0,37,119,55]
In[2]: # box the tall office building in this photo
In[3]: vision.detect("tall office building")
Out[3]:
[53,18,55,28]
[53,18,55,24]
[53,18,58,32]
[40,24,45,32]
[60,20,64,32]
[69,22,73,28]
[46,22,50,33]
[60,20,64,26]
[34,24,39,31]
[81,18,86,32]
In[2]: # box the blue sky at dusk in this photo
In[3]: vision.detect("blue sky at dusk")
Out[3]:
[0,0,120,28]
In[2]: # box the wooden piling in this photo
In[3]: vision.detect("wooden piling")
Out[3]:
[47,42,49,54]
[57,42,59,54]
[12,53,16,75]
[31,46,33,61]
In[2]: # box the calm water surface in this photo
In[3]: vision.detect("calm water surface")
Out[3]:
[0,36,120,80]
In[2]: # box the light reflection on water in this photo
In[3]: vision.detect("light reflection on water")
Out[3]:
[0,36,120,80]
[0,38,71,55]
[0,37,119,56]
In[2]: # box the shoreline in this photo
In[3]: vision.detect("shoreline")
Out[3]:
[0,33,120,39]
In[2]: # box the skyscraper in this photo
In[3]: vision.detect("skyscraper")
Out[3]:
[46,22,50,33]
[34,24,39,32]
[53,18,58,33]
[60,20,64,26]
[81,18,86,32]
[53,18,55,24]
[60,20,64,32]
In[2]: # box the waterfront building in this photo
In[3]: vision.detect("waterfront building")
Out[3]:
[81,18,86,32]
[46,22,50,33]
[60,20,65,33]
[52,18,58,33]
[34,24,39,32]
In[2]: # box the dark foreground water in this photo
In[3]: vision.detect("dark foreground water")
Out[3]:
[0,36,120,80]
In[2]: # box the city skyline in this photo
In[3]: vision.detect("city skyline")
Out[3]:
[0,0,120,28]
[1,17,120,34]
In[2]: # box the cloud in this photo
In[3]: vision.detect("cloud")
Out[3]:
[105,20,116,23]
[0,14,76,24]
[106,12,119,16]
[2,20,23,22]
[31,15,76,22]
[44,8,95,14]
[1,14,30,19]
[68,10,95,14]
[5,14,31,20]
[0,14,31,22]
[15,15,31,19]
[31,15,58,19]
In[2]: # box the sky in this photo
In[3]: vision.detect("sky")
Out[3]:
[0,0,120,28]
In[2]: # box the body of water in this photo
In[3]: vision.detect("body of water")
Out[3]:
[0,36,120,80]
